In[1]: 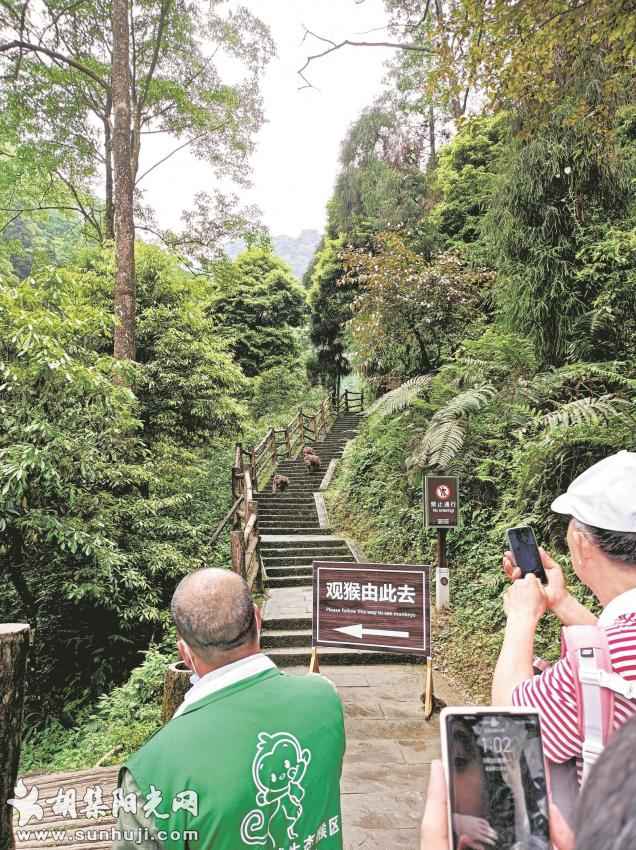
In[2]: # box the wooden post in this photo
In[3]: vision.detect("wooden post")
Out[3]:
[1,623,31,850]
[270,429,277,465]
[250,448,259,493]
[231,530,246,577]
[309,647,320,674]
[436,529,450,610]
[299,409,305,447]
[162,661,192,724]
[360,390,364,412]
[344,389,349,413]
[285,428,292,458]
[422,657,434,720]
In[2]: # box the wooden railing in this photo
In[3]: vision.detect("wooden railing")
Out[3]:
[211,391,364,590]
[334,389,364,415]
[228,443,261,590]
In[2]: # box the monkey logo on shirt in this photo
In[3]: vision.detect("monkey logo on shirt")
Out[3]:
[240,731,311,847]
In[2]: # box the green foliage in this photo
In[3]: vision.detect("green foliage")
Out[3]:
[20,639,174,772]
[307,237,354,395]
[0,0,274,253]
[345,236,493,379]
[488,120,633,366]
[408,386,497,471]
[211,246,306,378]
[249,363,323,425]
[365,375,433,418]
[429,114,508,256]
[327,105,429,246]
[0,243,250,721]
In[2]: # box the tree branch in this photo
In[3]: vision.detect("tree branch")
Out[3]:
[138,0,170,117]
[135,131,210,185]
[298,28,429,90]
[0,39,110,90]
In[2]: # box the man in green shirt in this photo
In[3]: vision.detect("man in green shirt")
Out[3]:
[113,568,346,850]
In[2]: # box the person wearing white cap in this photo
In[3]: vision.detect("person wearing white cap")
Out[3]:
[491,451,636,777]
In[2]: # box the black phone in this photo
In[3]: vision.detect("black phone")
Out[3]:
[505,526,547,584]
[441,707,550,850]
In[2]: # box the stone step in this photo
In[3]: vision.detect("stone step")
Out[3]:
[255,490,316,500]
[266,575,313,588]
[260,538,351,550]
[262,554,355,567]
[265,565,314,578]
[264,645,420,667]
[261,545,352,558]
[261,628,312,648]
[261,534,347,545]
[259,525,331,536]
[262,614,312,630]
[258,509,319,518]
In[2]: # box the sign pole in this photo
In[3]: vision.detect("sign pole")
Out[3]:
[436,528,449,610]
[308,646,320,674]
[422,657,434,720]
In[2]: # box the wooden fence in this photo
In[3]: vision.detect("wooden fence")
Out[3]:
[210,390,364,590]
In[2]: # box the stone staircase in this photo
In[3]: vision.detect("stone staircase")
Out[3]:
[256,412,418,666]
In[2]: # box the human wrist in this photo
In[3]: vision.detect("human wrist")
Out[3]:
[551,592,576,622]
[505,611,541,632]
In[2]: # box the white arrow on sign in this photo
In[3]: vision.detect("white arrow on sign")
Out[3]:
[334,623,410,640]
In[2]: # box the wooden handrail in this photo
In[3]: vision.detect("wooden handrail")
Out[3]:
[227,391,362,589]
[211,495,244,544]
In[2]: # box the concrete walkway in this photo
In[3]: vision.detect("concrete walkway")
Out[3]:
[291,662,460,850]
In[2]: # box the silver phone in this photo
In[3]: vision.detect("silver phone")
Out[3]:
[440,707,550,850]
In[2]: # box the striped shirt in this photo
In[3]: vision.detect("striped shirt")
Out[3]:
[512,588,636,775]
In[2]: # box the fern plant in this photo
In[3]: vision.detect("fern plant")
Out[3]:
[539,395,633,430]
[408,385,497,470]
[364,375,433,418]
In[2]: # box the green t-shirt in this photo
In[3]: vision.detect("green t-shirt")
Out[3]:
[124,668,345,850]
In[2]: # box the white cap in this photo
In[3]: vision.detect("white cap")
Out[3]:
[551,450,636,532]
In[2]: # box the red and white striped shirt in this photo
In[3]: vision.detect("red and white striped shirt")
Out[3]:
[512,589,636,772]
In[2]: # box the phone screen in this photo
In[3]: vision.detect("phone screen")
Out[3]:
[445,711,550,850]
[507,527,547,584]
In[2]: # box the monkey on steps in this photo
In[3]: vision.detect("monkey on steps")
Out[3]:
[303,446,322,472]
[271,474,290,493]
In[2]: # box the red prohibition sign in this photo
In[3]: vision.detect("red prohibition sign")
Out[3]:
[435,484,451,500]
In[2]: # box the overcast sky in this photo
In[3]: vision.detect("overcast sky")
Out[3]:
[140,0,394,238]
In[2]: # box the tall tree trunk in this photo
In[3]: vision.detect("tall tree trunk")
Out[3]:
[428,105,437,170]
[104,96,115,241]
[111,0,136,361]
[0,624,31,850]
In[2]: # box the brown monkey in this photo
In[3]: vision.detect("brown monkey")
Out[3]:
[271,474,290,494]
[304,451,321,472]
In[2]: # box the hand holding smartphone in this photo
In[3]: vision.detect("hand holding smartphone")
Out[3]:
[505,526,548,585]
[441,707,550,850]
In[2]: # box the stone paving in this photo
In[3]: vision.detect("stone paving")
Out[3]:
[288,661,463,850]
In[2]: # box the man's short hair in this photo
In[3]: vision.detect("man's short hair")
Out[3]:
[574,519,636,566]
[170,568,257,660]
[575,715,636,848]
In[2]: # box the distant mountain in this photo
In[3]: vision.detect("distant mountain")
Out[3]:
[226,229,322,281]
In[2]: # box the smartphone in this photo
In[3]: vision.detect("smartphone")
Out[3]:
[441,707,550,850]
[505,526,547,584]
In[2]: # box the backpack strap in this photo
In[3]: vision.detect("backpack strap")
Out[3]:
[562,625,615,783]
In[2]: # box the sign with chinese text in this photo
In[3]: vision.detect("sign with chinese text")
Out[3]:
[424,475,460,529]
[312,562,430,657]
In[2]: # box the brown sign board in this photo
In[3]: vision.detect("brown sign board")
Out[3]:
[424,475,460,529]
[312,561,430,657]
